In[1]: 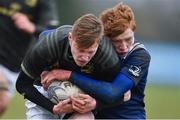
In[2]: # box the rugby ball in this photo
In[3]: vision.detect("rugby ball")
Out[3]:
[47,81,84,104]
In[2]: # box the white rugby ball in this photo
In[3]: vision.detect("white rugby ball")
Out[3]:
[47,81,83,104]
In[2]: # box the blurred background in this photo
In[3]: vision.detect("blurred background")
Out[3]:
[2,0,180,119]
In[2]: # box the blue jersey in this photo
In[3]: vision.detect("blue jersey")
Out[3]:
[70,41,151,119]
[96,42,150,119]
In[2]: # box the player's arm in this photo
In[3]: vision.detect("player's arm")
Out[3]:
[40,68,133,104]
[16,30,55,110]
[16,30,67,114]
[70,48,151,103]
[70,49,150,103]
[16,70,74,114]
[21,30,59,78]
[50,48,150,104]
[34,0,60,36]
[11,0,59,36]
[16,70,56,112]
[70,71,134,104]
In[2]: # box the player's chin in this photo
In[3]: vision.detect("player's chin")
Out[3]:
[76,61,88,67]
[118,52,128,57]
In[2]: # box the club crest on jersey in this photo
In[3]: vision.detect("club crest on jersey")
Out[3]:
[128,65,141,77]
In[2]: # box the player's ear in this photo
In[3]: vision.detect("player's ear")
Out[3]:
[68,32,73,41]
[68,32,73,46]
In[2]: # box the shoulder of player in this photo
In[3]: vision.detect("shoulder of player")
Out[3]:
[92,36,120,69]
[96,36,117,57]
[127,42,151,62]
[56,25,72,36]
[39,25,72,42]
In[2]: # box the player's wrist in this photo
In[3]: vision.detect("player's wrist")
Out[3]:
[68,71,77,82]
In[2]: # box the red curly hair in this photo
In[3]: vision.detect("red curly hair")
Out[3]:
[100,3,136,38]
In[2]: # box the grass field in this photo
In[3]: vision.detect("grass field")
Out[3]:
[145,85,180,119]
[2,85,180,119]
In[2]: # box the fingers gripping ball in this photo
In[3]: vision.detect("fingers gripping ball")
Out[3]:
[47,81,84,104]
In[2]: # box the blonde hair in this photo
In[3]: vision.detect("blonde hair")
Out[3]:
[72,14,103,49]
[100,3,136,38]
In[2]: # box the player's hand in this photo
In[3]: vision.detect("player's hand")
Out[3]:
[0,91,10,115]
[71,94,96,113]
[41,71,52,90]
[53,98,74,115]
[123,90,131,102]
[12,12,35,34]
[40,71,49,80]
[41,69,72,90]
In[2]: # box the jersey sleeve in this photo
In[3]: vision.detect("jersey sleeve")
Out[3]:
[70,71,134,104]
[21,30,58,79]
[120,48,151,86]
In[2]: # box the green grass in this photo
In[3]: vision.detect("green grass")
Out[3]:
[2,85,180,119]
[145,85,180,119]
[2,93,26,119]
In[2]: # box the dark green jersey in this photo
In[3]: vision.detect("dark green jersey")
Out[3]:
[0,0,59,72]
[22,25,121,82]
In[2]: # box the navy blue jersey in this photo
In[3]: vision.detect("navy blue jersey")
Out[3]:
[69,41,151,119]
[96,42,151,119]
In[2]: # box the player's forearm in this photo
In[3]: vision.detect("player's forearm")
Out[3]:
[16,71,55,113]
[69,72,134,104]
